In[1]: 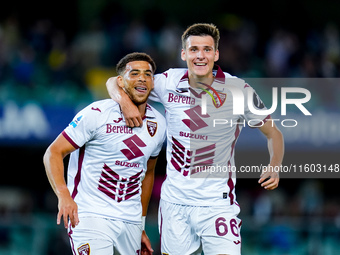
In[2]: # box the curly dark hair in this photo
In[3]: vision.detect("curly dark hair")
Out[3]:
[116,52,156,75]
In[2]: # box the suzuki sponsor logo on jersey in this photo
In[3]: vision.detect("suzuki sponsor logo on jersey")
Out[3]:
[115,160,140,168]
[179,131,208,140]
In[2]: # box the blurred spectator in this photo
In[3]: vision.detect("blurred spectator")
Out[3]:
[1,11,340,105]
[72,19,107,70]
[29,19,52,57]
[12,43,36,86]
[0,15,20,82]
[157,20,183,71]
[265,30,299,77]
[123,19,152,53]
[298,180,323,217]
[48,30,68,83]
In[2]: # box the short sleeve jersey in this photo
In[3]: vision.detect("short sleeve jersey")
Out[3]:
[149,66,269,206]
[62,99,166,224]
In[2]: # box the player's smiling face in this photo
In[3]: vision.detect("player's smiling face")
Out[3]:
[181,35,219,80]
[118,61,154,105]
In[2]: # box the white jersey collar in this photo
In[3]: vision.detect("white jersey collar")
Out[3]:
[176,65,226,92]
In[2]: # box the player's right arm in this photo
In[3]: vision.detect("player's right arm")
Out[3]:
[106,77,142,127]
[43,133,79,228]
[140,157,158,255]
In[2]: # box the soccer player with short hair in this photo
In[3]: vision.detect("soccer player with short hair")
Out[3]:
[106,23,284,255]
[43,52,166,255]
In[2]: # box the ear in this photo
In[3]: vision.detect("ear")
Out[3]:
[117,76,124,88]
[181,49,186,61]
[151,77,155,90]
[214,49,219,62]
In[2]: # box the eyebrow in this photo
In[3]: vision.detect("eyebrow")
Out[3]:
[190,45,213,48]
[188,45,214,50]
[129,69,153,73]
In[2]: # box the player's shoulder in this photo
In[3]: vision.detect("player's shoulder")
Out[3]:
[222,72,254,91]
[223,71,236,79]
[156,68,187,81]
[85,99,120,114]
[165,68,187,75]
[146,104,166,124]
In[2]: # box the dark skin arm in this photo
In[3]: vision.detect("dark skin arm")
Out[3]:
[140,157,158,255]
[43,134,79,228]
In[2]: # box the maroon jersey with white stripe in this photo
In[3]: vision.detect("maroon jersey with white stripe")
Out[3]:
[149,66,268,206]
[63,99,166,224]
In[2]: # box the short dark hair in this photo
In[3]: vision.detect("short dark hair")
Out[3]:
[181,23,220,50]
[116,52,156,75]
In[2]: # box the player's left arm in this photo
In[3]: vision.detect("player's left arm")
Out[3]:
[140,157,158,254]
[43,133,80,228]
[258,119,284,190]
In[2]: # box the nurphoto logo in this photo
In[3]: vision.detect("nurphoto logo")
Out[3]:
[199,79,312,128]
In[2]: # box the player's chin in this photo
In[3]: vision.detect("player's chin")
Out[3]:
[131,93,148,104]
[192,69,209,77]
[134,97,148,106]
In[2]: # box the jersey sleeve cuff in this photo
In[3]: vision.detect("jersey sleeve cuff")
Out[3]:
[62,131,80,149]
[249,114,271,128]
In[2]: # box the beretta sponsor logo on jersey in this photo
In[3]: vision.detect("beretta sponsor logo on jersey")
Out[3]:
[106,124,133,134]
[168,92,195,105]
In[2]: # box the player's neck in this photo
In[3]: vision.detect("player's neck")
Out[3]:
[136,102,147,118]
[188,74,214,89]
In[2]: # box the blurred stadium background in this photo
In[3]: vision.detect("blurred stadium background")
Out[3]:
[0,0,339,254]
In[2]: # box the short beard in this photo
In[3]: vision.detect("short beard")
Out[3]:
[124,87,149,106]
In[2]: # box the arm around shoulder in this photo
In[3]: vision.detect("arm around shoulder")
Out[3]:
[106,77,142,127]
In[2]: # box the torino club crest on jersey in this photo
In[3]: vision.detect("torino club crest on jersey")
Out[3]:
[212,92,226,108]
[78,243,90,255]
[147,120,157,137]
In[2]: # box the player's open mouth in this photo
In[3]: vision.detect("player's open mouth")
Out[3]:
[194,63,207,66]
[135,86,147,93]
